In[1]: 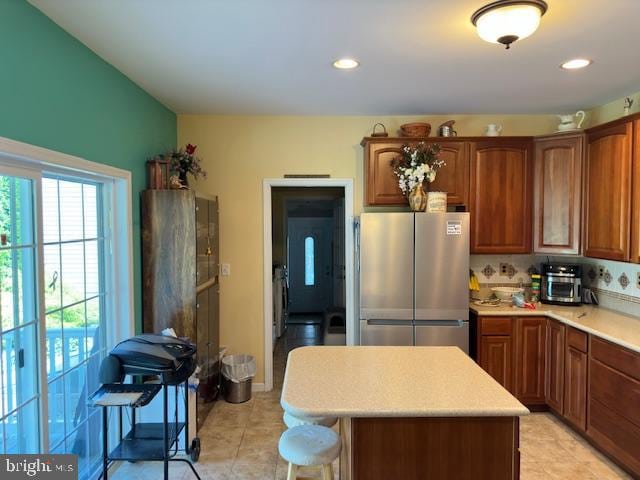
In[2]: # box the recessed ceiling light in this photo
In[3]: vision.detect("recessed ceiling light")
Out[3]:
[471,0,548,49]
[333,58,359,69]
[560,58,592,70]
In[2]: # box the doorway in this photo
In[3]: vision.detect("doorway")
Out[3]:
[263,179,354,392]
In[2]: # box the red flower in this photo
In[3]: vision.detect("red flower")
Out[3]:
[185,144,197,155]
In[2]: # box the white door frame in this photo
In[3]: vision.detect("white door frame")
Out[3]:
[263,178,355,392]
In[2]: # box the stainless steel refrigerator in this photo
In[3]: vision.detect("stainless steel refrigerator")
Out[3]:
[358,212,470,352]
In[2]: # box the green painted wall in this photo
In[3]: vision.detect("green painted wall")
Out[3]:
[0,0,177,329]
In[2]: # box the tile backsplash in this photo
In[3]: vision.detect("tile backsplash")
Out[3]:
[470,254,640,318]
[470,255,538,285]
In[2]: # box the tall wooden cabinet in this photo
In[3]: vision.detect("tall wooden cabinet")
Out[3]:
[469,139,533,253]
[631,119,640,263]
[584,119,633,260]
[533,133,584,254]
[142,190,221,428]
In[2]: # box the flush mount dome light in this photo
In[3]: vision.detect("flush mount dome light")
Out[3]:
[471,0,548,49]
[333,58,359,69]
[561,58,592,70]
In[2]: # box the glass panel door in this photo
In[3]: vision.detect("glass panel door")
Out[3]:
[42,177,106,479]
[0,172,40,453]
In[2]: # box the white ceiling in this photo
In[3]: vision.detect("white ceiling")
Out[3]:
[30,0,640,115]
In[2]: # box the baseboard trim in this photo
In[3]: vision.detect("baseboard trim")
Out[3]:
[252,382,266,392]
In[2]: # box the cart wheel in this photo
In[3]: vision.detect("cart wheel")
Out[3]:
[190,437,201,462]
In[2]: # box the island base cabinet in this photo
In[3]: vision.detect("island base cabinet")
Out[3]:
[349,417,520,480]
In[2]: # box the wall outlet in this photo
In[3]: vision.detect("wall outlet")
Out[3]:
[598,266,605,279]
[500,263,509,276]
[637,272,640,289]
[221,263,231,276]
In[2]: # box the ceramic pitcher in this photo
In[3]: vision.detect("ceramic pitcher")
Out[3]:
[557,110,585,131]
[485,124,503,136]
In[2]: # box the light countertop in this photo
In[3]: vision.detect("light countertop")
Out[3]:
[281,346,528,419]
[470,302,640,353]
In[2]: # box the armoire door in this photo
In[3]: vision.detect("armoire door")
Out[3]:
[195,197,210,285]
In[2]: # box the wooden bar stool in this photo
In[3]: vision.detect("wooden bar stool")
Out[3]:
[283,411,337,429]
[278,424,341,480]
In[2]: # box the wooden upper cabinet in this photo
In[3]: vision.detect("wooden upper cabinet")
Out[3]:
[429,141,469,205]
[364,140,407,205]
[469,138,534,253]
[584,119,633,261]
[533,134,584,255]
[631,119,640,264]
[362,138,469,206]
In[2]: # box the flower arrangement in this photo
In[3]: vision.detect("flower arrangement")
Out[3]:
[391,143,444,195]
[168,143,207,186]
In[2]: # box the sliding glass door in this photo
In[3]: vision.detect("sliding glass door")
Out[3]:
[0,171,40,454]
[42,176,106,476]
[0,164,114,479]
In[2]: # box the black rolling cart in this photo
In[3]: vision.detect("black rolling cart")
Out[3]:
[90,335,202,480]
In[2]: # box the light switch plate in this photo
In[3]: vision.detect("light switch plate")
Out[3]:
[221,263,231,276]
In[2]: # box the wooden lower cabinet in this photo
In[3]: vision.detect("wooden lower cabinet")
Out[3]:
[475,314,640,477]
[564,346,587,431]
[545,319,565,413]
[515,317,546,405]
[350,417,520,480]
[588,337,640,476]
[479,335,514,393]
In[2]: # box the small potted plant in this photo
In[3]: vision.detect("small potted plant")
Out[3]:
[168,144,207,188]
[391,143,445,211]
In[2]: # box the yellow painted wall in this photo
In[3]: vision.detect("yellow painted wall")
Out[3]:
[178,114,558,384]
[588,89,640,125]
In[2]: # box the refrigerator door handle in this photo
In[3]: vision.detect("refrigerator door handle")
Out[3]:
[365,319,414,326]
[413,320,466,327]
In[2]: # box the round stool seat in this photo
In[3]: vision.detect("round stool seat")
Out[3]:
[278,425,341,467]
[283,411,338,429]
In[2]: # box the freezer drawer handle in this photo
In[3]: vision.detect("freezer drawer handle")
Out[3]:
[414,320,465,327]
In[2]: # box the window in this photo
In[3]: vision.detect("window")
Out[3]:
[0,141,133,480]
[304,236,314,286]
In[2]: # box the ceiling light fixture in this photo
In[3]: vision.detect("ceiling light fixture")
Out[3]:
[560,58,592,70]
[471,0,548,49]
[333,58,359,69]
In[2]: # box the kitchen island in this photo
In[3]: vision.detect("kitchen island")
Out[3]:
[281,346,528,480]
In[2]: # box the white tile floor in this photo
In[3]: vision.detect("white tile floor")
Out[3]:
[110,328,633,480]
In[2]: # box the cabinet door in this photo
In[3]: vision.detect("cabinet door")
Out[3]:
[564,346,587,431]
[195,289,210,368]
[469,139,533,253]
[545,319,565,413]
[479,335,514,393]
[195,197,210,285]
[364,142,407,205]
[533,134,583,254]
[208,284,220,365]
[429,141,469,205]
[208,197,219,280]
[515,317,546,404]
[631,119,640,264]
[584,121,633,260]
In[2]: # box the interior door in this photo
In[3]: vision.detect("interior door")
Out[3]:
[288,217,333,313]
